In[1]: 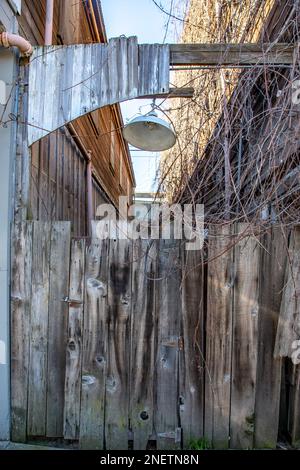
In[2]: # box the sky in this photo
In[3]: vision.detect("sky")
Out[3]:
[101,0,178,193]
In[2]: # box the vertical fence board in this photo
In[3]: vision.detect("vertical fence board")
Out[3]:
[274,228,300,357]
[108,38,119,105]
[205,225,233,448]
[130,240,157,450]
[180,247,204,448]
[105,238,132,450]
[79,239,109,449]
[254,227,286,448]
[230,226,260,449]
[12,221,297,448]
[99,45,109,108]
[11,222,33,442]
[46,222,71,437]
[138,44,150,97]
[64,239,86,440]
[158,45,170,94]
[127,37,138,99]
[118,36,129,102]
[290,365,300,448]
[155,239,181,450]
[27,222,51,436]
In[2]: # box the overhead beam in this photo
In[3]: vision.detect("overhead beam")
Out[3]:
[169,43,294,66]
[27,39,294,146]
[141,87,194,99]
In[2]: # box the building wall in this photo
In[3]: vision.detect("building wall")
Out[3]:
[29,128,88,235]
[17,0,134,234]
[0,0,19,441]
[161,0,275,201]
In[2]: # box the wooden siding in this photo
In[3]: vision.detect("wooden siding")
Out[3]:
[18,0,135,229]
[27,40,170,145]
[11,221,298,448]
[30,127,87,236]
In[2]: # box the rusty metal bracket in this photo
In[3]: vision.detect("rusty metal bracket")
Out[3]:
[161,335,184,350]
[61,296,83,306]
[157,427,182,443]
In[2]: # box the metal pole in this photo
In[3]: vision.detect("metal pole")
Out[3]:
[45,0,54,46]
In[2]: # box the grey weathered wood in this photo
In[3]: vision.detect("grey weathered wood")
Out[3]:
[155,239,181,450]
[99,44,109,108]
[179,246,204,447]
[141,87,194,99]
[274,227,300,358]
[290,365,300,448]
[108,38,119,105]
[158,44,170,94]
[15,65,31,222]
[230,225,260,449]
[27,222,51,436]
[11,222,33,442]
[204,226,233,448]
[138,44,169,96]
[169,43,294,66]
[79,239,109,449]
[138,44,149,98]
[127,36,138,99]
[118,36,129,102]
[28,39,170,145]
[64,239,86,440]
[205,225,233,449]
[254,228,286,448]
[46,222,71,437]
[130,240,157,450]
[105,238,132,450]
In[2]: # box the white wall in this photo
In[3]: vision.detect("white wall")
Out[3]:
[0,0,19,440]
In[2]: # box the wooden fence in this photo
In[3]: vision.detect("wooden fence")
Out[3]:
[11,221,300,449]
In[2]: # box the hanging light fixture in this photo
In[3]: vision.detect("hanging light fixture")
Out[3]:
[122,101,176,152]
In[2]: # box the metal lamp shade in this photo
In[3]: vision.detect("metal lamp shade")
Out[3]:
[122,112,176,151]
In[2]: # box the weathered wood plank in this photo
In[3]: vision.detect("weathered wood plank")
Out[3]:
[254,227,286,448]
[205,225,233,449]
[43,46,59,138]
[158,44,170,94]
[11,222,33,442]
[27,222,51,437]
[130,240,157,450]
[127,36,138,99]
[118,36,129,102]
[99,44,109,108]
[180,246,204,448]
[155,239,181,450]
[79,239,109,449]
[138,44,149,98]
[105,237,132,450]
[230,225,260,449]
[64,239,86,440]
[290,365,300,448]
[46,222,71,437]
[28,40,170,145]
[169,43,293,66]
[274,228,300,358]
[141,87,194,99]
[108,38,119,105]
[15,65,31,222]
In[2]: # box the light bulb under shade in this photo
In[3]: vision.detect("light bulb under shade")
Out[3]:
[122,114,176,152]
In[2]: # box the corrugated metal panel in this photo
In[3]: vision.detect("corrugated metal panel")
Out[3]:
[28,37,170,146]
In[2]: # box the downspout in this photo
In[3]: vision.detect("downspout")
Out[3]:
[0,32,32,56]
[45,0,54,45]
[86,151,94,237]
